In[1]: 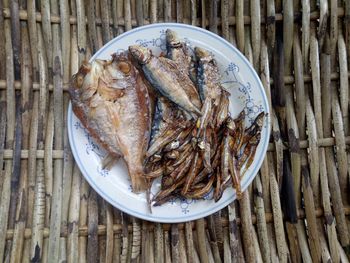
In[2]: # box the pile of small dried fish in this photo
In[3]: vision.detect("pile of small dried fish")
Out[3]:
[69,29,265,206]
[129,29,265,206]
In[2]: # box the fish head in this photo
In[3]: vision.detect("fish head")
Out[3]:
[165,29,182,48]
[226,116,236,131]
[194,47,210,59]
[69,60,104,102]
[128,45,152,64]
[254,111,265,128]
[70,54,137,105]
[194,47,215,64]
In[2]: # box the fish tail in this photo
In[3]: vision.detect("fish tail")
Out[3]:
[129,168,148,192]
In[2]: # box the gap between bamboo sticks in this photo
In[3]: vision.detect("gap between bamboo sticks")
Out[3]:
[4,206,350,241]
[2,7,346,26]
[0,71,348,91]
[2,136,350,160]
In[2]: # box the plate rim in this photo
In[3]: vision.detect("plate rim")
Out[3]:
[68,22,271,223]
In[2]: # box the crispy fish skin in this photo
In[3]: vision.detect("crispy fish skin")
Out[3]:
[129,45,201,118]
[69,53,151,192]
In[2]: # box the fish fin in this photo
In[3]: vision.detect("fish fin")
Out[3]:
[101,153,119,170]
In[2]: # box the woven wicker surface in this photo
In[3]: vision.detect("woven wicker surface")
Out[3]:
[0,0,349,262]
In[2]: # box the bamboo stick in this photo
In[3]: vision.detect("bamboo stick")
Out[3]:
[78,179,89,263]
[0,17,16,263]
[301,0,310,70]
[0,0,6,79]
[76,0,87,63]
[253,175,270,262]
[60,0,71,85]
[87,189,99,263]
[337,32,349,135]
[266,0,275,53]
[195,219,209,263]
[130,218,141,262]
[171,224,180,263]
[331,88,348,204]
[235,0,244,52]
[8,94,23,263]
[239,191,256,262]
[47,0,63,259]
[268,156,289,262]
[40,0,52,70]
[105,204,114,263]
[321,48,350,251]
[67,165,81,263]
[250,0,260,69]
[178,230,188,263]
[100,0,112,42]
[154,223,163,263]
[163,230,170,263]
[207,215,221,263]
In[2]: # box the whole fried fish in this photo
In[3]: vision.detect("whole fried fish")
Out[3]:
[69,53,151,192]
[129,45,202,118]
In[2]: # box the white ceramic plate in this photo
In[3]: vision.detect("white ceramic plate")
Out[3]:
[68,23,270,223]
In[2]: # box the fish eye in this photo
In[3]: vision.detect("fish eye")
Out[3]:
[118,61,131,74]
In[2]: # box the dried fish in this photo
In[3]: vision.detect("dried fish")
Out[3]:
[184,175,215,199]
[195,46,222,102]
[228,153,242,197]
[70,53,151,192]
[129,45,201,117]
[182,152,203,195]
[241,132,261,175]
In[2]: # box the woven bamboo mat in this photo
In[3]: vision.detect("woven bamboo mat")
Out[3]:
[0,0,349,262]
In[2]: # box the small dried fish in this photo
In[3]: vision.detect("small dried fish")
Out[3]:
[184,175,215,199]
[229,110,246,155]
[200,128,212,172]
[197,97,212,137]
[153,194,177,206]
[221,132,230,186]
[165,150,180,159]
[214,168,223,202]
[146,126,184,158]
[144,166,164,179]
[152,176,187,204]
[162,154,193,188]
[228,153,242,197]
[181,152,203,195]
[216,90,230,128]
[241,132,261,175]
[241,112,265,146]
[171,143,193,167]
